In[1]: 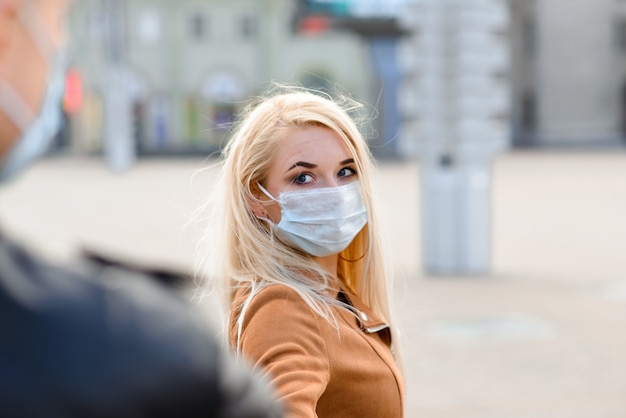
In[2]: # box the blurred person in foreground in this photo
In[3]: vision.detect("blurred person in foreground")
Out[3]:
[0,0,282,416]
[198,87,404,417]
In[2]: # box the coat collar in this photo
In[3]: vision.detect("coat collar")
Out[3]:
[335,280,389,334]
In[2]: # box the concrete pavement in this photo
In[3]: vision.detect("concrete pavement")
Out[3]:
[1,151,625,417]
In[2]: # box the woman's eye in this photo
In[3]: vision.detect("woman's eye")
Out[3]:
[338,167,357,178]
[294,173,313,184]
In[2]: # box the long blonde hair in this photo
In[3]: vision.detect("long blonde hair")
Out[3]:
[198,86,394,344]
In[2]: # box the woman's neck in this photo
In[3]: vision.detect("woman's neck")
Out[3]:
[312,253,338,278]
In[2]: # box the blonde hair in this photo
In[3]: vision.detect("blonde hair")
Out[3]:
[198,86,394,348]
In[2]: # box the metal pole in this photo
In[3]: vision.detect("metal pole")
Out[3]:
[102,0,134,172]
[413,0,511,275]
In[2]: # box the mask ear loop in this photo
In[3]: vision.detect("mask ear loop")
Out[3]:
[253,183,276,225]
[18,0,58,60]
[339,216,369,263]
[339,187,369,262]
[338,251,367,263]
[0,83,35,132]
[338,238,369,262]
[256,182,276,201]
[0,1,62,137]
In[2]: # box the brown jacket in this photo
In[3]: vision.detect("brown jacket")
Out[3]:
[229,282,404,417]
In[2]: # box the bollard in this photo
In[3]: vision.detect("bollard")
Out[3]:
[421,144,493,275]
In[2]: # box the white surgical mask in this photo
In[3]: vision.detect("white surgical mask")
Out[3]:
[0,1,67,182]
[258,181,368,257]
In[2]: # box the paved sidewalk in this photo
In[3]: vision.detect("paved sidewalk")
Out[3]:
[1,151,625,417]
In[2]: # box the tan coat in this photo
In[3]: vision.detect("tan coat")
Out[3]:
[229,282,404,417]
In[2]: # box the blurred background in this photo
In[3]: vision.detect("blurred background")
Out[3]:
[1,0,626,416]
[47,0,626,160]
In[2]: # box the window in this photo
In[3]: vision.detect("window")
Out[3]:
[521,91,536,132]
[522,17,535,58]
[189,12,207,40]
[240,15,257,40]
[615,19,626,53]
[137,9,161,45]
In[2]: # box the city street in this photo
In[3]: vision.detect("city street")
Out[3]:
[1,151,625,417]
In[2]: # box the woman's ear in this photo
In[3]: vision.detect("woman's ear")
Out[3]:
[247,183,267,219]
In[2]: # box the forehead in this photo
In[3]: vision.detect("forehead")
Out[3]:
[273,125,351,166]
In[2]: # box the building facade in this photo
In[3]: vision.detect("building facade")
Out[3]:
[64,0,626,157]
[67,0,372,155]
[510,0,626,147]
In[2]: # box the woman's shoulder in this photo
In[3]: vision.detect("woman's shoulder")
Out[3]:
[233,283,313,318]
[229,283,329,350]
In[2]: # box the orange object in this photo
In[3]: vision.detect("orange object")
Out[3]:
[299,15,331,35]
[63,69,83,114]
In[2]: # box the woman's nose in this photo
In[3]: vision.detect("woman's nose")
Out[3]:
[323,177,340,188]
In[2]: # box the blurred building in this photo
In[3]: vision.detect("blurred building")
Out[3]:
[67,0,371,156]
[62,0,626,158]
[510,0,626,147]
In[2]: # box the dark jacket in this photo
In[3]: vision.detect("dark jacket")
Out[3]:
[0,234,282,418]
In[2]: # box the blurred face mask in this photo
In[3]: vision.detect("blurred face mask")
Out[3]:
[257,181,368,257]
[0,1,67,182]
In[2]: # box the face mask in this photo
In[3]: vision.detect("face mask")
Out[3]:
[258,181,368,257]
[0,2,67,182]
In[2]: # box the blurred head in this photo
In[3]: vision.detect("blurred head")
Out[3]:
[0,0,70,181]
[216,88,389,311]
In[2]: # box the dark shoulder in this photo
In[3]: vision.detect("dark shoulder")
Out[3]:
[0,236,221,415]
[0,236,210,346]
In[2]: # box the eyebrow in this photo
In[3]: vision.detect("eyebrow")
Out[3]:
[286,162,316,173]
[285,158,355,173]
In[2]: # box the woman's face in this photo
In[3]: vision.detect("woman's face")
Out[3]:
[259,125,358,224]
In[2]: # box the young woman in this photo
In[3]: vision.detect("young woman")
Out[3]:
[200,87,404,417]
